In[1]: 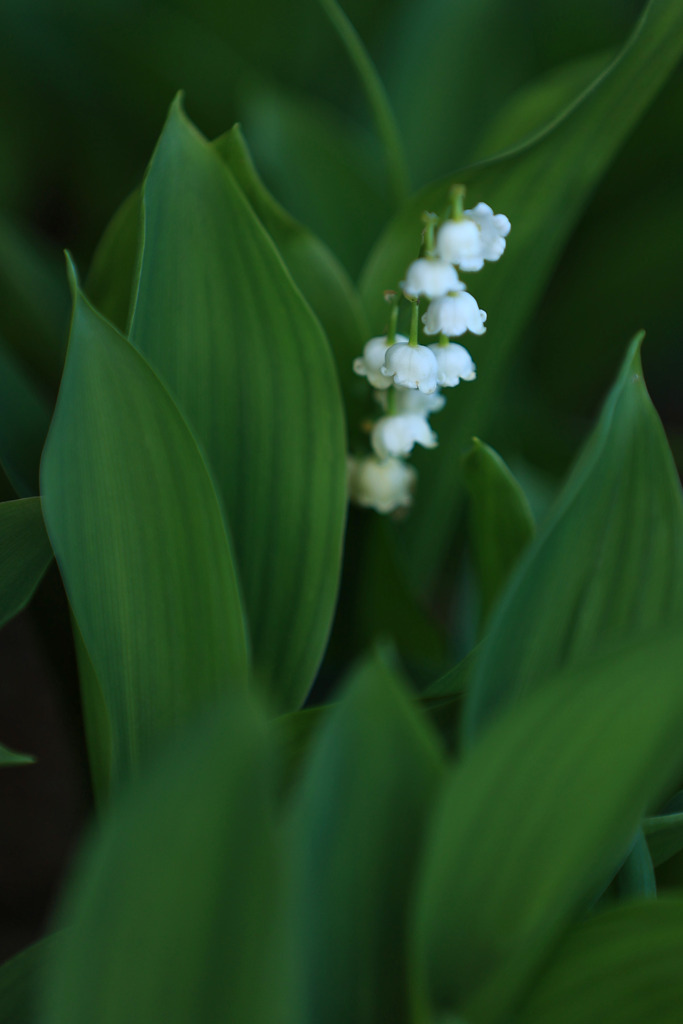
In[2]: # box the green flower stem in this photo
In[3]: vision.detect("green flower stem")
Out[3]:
[386,387,397,415]
[387,300,399,344]
[450,183,466,220]
[438,332,449,348]
[408,299,419,347]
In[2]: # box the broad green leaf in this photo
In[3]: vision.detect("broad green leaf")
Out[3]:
[517,899,683,1024]
[129,97,346,713]
[464,337,683,741]
[360,0,683,590]
[462,437,534,627]
[644,801,683,867]
[317,0,409,204]
[40,267,248,789]
[415,630,683,1024]
[289,652,444,1024]
[214,125,367,423]
[0,339,52,497]
[40,693,297,1024]
[0,497,53,630]
[0,936,58,1024]
[85,190,141,334]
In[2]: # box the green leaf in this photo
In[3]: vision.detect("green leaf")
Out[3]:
[644,802,683,867]
[40,265,248,790]
[516,899,683,1024]
[0,742,34,767]
[0,496,53,630]
[289,651,444,1024]
[464,337,683,741]
[128,97,347,713]
[40,693,297,1024]
[85,190,141,334]
[617,829,657,899]
[415,630,683,1024]
[214,125,367,423]
[0,338,52,498]
[462,437,535,627]
[360,0,683,590]
[0,935,58,1024]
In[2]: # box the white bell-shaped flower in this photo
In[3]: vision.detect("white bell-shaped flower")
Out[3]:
[429,342,477,387]
[422,293,487,337]
[436,219,482,271]
[347,454,416,514]
[401,258,464,299]
[381,343,439,394]
[353,334,408,389]
[437,203,511,271]
[466,202,511,263]
[370,413,438,460]
[375,388,446,417]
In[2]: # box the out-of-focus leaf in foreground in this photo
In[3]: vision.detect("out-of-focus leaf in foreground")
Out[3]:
[129,97,347,713]
[0,742,33,767]
[288,652,444,1024]
[464,336,683,740]
[40,266,248,790]
[40,693,296,1024]
[415,630,683,1024]
[361,0,683,590]
[517,899,683,1024]
[0,496,53,630]
[462,437,535,628]
[0,936,58,1024]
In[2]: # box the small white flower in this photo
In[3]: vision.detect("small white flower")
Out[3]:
[437,204,511,271]
[347,455,416,514]
[436,219,482,270]
[422,293,487,337]
[370,413,438,460]
[381,343,439,394]
[374,388,446,417]
[429,343,477,387]
[401,258,465,299]
[353,334,408,390]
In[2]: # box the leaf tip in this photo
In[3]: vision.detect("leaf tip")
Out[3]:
[64,250,80,298]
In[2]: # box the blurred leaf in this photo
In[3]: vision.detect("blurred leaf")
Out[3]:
[40,692,297,1024]
[289,651,444,1024]
[415,630,683,1024]
[644,805,683,867]
[462,437,535,628]
[617,829,657,899]
[516,899,683,1024]
[360,0,683,591]
[0,742,34,766]
[128,97,347,713]
[241,84,391,275]
[40,266,249,790]
[464,337,683,740]
[0,496,53,630]
[317,0,408,203]
[85,189,141,333]
[0,340,52,497]
[214,125,367,424]
[0,935,58,1024]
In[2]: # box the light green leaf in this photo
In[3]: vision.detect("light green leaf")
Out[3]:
[0,497,53,630]
[289,651,444,1024]
[415,630,683,1024]
[360,0,683,590]
[464,337,683,741]
[517,899,683,1024]
[462,437,535,628]
[129,97,347,713]
[40,693,297,1024]
[40,266,249,790]
[214,125,367,424]
[0,339,52,498]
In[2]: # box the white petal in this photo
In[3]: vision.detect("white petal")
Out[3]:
[429,343,477,387]
[401,258,464,299]
[422,293,487,338]
[436,219,482,268]
[370,413,438,459]
[348,455,417,514]
[353,334,408,389]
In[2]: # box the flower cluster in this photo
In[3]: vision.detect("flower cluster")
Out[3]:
[348,187,510,514]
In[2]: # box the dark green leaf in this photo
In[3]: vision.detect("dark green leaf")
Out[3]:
[0,742,34,767]
[40,693,297,1024]
[517,899,683,1024]
[360,0,683,590]
[289,651,444,1024]
[85,190,141,334]
[415,631,683,1024]
[129,97,347,713]
[617,829,657,899]
[0,497,53,630]
[464,337,683,740]
[0,338,52,497]
[644,804,683,867]
[0,935,59,1024]
[40,266,248,789]
[462,437,535,627]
